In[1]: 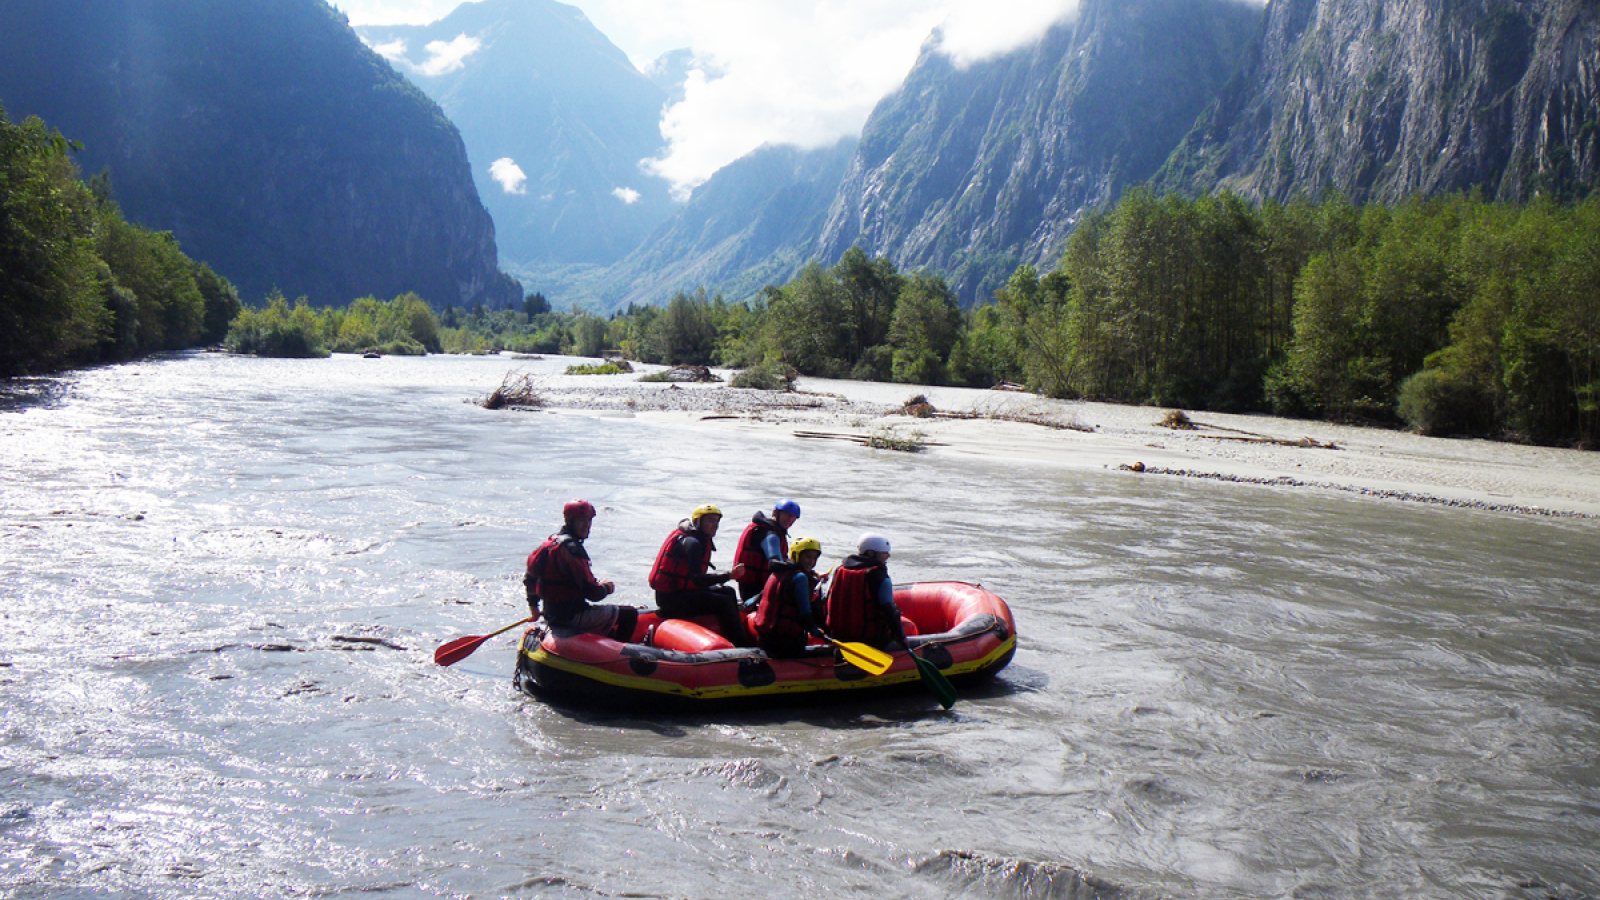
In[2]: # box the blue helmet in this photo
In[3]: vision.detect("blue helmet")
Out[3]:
[774,499,801,518]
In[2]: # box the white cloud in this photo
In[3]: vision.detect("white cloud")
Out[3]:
[489,158,528,194]
[582,0,1080,198]
[932,0,1080,67]
[417,33,481,76]
[612,187,642,204]
[369,38,408,63]
[340,1,1082,198]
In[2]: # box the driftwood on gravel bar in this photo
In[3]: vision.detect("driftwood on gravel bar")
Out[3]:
[482,371,543,409]
[1158,409,1338,449]
[659,365,720,382]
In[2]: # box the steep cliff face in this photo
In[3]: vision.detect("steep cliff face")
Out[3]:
[0,0,520,309]
[357,0,676,269]
[1161,0,1599,202]
[817,0,1262,305]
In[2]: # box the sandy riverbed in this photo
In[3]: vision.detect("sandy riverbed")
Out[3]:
[500,364,1600,519]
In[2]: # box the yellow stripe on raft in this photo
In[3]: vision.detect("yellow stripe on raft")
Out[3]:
[522,635,1015,702]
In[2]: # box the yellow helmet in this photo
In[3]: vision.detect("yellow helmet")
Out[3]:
[789,536,822,562]
[690,503,723,523]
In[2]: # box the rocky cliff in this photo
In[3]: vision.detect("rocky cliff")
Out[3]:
[0,0,520,309]
[1160,0,1600,202]
[816,0,1263,305]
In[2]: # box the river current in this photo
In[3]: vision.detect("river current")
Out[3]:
[1,352,1596,900]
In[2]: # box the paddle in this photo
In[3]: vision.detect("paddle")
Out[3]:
[826,637,893,675]
[909,647,957,709]
[433,616,534,667]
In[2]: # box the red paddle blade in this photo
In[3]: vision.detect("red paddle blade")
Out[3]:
[433,633,490,666]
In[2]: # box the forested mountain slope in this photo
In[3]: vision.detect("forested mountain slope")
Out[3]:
[579,139,858,313]
[0,0,520,309]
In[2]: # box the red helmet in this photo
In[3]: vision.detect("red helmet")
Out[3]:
[563,499,597,522]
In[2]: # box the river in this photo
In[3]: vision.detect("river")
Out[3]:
[2,352,1596,900]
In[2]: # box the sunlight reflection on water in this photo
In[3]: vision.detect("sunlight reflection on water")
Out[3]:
[1,351,1596,900]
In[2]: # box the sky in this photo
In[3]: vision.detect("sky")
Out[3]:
[338,0,1081,198]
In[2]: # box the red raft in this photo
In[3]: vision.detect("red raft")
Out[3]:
[514,581,1016,710]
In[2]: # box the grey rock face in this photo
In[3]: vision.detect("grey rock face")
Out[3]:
[818,0,1262,305]
[0,0,520,309]
[1161,0,1599,203]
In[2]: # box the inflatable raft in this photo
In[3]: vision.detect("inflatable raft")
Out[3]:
[514,581,1016,710]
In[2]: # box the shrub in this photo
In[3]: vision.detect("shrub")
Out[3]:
[1397,368,1494,436]
[729,362,795,391]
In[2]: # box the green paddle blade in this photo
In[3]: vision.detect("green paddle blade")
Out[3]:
[912,650,957,709]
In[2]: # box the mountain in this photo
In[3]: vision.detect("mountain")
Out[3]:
[816,0,1264,306]
[0,0,520,310]
[1158,0,1600,203]
[355,0,676,273]
[576,138,857,312]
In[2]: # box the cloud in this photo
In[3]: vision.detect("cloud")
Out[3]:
[417,34,482,76]
[932,0,1080,67]
[589,0,1079,199]
[612,187,642,204]
[369,38,408,63]
[341,1,1083,198]
[489,158,528,194]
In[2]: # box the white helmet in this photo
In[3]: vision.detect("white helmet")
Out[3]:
[858,533,890,556]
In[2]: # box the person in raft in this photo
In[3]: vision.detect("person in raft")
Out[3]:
[823,532,907,650]
[526,500,638,641]
[731,498,801,605]
[648,504,755,646]
[751,536,830,658]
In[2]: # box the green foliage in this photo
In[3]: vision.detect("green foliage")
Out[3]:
[95,210,206,352]
[222,290,446,359]
[565,362,630,375]
[729,361,794,391]
[563,313,609,358]
[0,105,241,377]
[224,291,330,358]
[889,271,962,384]
[0,109,107,376]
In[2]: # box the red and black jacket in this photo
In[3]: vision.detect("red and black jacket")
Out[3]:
[648,521,714,594]
[824,554,896,645]
[529,530,608,623]
[734,512,788,596]
[752,564,816,647]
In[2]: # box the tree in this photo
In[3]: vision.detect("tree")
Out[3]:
[761,264,853,377]
[833,245,903,369]
[0,109,107,376]
[94,209,206,355]
[888,271,962,384]
[223,291,329,358]
[654,290,719,365]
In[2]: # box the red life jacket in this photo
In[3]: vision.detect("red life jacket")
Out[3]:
[752,566,815,647]
[825,559,894,645]
[648,523,713,593]
[735,514,788,594]
[526,533,583,611]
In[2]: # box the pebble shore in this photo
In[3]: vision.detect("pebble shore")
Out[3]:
[495,365,1600,520]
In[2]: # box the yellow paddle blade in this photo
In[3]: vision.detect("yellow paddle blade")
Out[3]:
[831,639,893,675]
